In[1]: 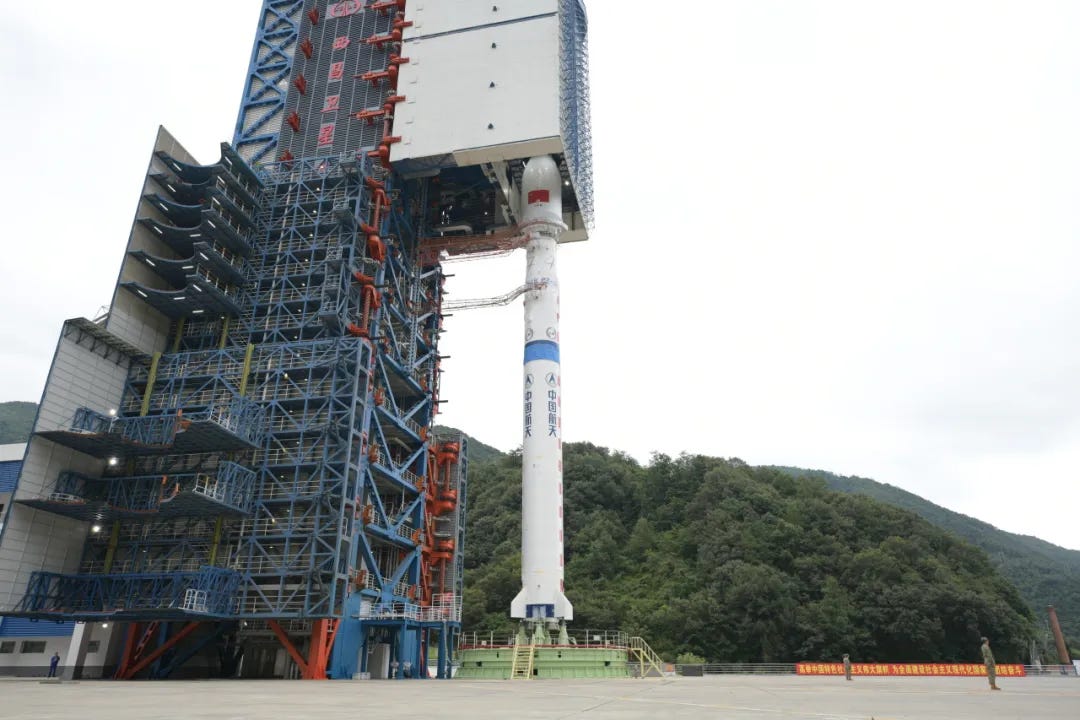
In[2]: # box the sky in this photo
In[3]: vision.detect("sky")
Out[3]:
[1,1,1078,549]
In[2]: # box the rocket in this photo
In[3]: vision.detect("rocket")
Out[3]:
[510,156,574,624]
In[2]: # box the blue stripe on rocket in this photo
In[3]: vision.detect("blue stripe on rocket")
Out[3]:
[524,340,560,364]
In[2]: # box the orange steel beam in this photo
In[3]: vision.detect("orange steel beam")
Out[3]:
[268,620,310,677]
[114,622,140,679]
[418,228,525,263]
[302,619,341,680]
[119,621,200,679]
[307,620,329,680]
[326,619,341,655]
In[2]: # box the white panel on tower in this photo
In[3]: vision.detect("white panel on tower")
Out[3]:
[403,0,558,39]
[392,0,593,239]
[392,16,561,169]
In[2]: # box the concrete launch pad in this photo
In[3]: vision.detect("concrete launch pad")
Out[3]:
[1,675,1077,719]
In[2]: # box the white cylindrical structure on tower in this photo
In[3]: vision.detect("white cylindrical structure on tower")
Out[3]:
[511,156,573,623]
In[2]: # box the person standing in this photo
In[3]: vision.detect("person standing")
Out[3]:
[47,651,60,679]
[981,637,1000,690]
[843,654,852,681]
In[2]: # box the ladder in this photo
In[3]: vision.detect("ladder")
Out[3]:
[629,636,665,678]
[133,621,161,661]
[510,640,535,680]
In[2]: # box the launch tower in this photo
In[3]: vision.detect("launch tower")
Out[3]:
[0,0,592,681]
[0,0,585,682]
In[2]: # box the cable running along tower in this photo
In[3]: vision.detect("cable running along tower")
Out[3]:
[0,0,591,681]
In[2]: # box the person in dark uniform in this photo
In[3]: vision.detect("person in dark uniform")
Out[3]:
[48,652,60,678]
[981,637,1000,690]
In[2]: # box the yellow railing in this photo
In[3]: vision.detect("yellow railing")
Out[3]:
[510,640,535,680]
[629,636,665,678]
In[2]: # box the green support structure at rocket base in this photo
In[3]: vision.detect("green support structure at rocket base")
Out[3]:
[456,646,630,679]
[455,629,664,680]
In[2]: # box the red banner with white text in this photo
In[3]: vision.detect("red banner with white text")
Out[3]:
[796,663,1025,677]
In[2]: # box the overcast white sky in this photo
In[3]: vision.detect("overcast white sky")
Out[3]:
[1,1,1078,549]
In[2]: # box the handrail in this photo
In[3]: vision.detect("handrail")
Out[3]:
[459,628,629,649]
[629,636,664,678]
[511,638,535,680]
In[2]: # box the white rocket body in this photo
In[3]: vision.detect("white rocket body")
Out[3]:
[510,156,573,623]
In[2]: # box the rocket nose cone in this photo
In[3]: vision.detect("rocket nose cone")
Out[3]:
[522,156,561,193]
[521,156,563,225]
[523,155,558,180]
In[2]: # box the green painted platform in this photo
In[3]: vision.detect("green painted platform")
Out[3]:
[456,646,630,679]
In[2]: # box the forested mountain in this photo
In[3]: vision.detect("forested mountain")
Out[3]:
[0,401,35,444]
[463,445,1035,663]
[777,466,1080,645]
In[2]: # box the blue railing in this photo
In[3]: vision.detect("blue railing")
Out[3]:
[49,462,256,515]
[70,395,266,449]
[16,567,241,618]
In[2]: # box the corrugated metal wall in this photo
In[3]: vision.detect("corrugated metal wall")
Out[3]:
[0,461,19,493]
[0,617,75,638]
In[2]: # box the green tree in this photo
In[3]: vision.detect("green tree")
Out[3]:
[462,444,1037,662]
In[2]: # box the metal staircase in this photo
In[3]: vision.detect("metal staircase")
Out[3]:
[629,636,665,678]
[510,640,536,680]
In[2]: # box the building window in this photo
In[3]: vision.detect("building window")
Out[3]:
[20,641,46,654]
[0,641,15,654]
[87,641,100,654]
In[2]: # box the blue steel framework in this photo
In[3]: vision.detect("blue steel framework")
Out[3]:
[7,0,465,681]
[560,0,594,229]
[233,1,305,166]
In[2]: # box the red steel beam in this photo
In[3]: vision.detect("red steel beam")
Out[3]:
[302,619,341,680]
[268,620,310,677]
[306,620,329,680]
[114,622,141,679]
[119,621,200,679]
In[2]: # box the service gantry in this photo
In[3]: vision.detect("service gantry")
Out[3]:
[0,0,590,681]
